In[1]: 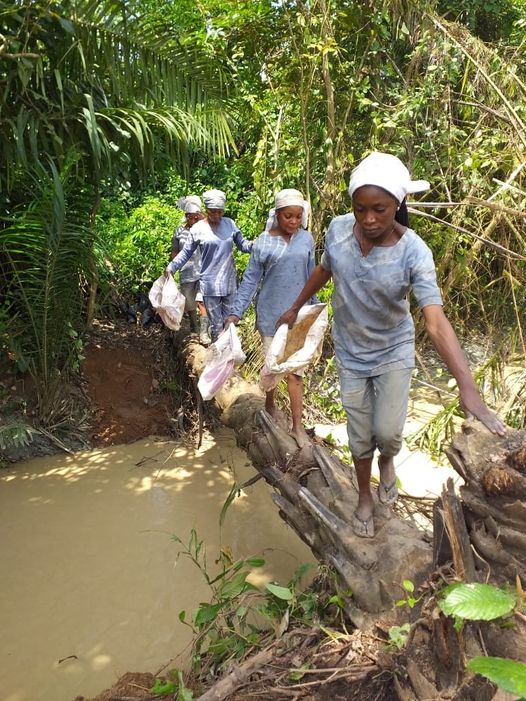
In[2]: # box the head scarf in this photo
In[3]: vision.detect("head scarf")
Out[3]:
[265,188,310,231]
[202,189,226,210]
[177,195,203,214]
[348,152,430,203]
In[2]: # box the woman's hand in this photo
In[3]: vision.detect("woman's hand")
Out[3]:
[276,307,299,329]
[165,266,173,278]
[459,385,506,436]
[224,315,240,328]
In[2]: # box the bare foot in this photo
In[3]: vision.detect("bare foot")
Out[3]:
[290,427,310,448]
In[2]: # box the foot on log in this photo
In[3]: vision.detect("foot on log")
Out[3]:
[378,479,398,505]
[290,427,310,448]
[352,511,375,538]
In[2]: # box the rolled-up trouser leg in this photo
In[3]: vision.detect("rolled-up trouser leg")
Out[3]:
[371,369,412,457]
[338,368,412,459]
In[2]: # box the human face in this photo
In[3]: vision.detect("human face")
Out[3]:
[276,205,303,236]
[352,186,398,241]
[185,212,201,228]
[206,208,224,226]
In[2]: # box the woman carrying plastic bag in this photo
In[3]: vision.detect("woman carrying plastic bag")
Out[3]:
[260,303,328,390]
[197,324,246,401]
[226,189,319,447]
[148,276,186,331]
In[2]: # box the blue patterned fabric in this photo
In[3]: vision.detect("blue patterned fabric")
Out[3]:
[171,225,201,283]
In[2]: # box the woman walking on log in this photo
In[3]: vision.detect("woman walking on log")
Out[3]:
[171,195,204,333]
[166,189,252,341]
[225,189,316,448]
[277,152,506,538]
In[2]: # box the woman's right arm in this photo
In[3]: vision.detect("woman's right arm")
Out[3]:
[276,264,332,328]
[225,246,263,325]
[166,235,198,275]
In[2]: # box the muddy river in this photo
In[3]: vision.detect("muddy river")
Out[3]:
[0,429,315,701]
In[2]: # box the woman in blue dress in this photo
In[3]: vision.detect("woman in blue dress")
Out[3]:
[167,189,252,341]
[226,189,317,448]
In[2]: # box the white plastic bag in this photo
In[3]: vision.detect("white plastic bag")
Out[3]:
[148,276,186,331]
[197,325,246,401]
[260,303,328,391]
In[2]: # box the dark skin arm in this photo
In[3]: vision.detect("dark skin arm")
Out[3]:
[276,264,332,328]
[422,305,506,436]
[279,271,505,437]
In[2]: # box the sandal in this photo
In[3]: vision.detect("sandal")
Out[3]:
[378,478,398,505]
[351,511,375,539]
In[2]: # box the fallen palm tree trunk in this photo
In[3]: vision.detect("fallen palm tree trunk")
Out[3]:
[181,334,526,699]
[182,335,431,617]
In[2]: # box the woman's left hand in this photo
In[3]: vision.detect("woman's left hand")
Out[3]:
[459,386,506,436]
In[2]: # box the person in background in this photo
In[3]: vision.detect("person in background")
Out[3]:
[225,189,316,448]
[166,189,252,341]
[277,152,506,538]
[171,196,204,333]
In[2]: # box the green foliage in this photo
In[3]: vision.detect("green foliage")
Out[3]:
[396,579,421,610]
[1,157,96,418]
[439,582,517,621]
[97,196,180,296]
[467,656,526,698]
[387,623,411,650]
[171,529,328,678]
[0,423,35,452]
[151,670,194,699]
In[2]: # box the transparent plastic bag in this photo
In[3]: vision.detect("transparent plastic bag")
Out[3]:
[148,276,186,331]
[260,303,328,391]
[198,325,246,401]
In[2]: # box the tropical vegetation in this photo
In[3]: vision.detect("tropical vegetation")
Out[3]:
[1,0,525,432]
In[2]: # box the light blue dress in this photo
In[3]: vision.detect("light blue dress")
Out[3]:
[230,228,317,335]
[320,213,443,377]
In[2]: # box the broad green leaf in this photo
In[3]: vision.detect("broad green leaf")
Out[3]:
[218,572,251,599]
[265,583,293,601]
[246,558,265,568]
[194,602,223,628]
[468,657,526,696]
[439,583,516,621]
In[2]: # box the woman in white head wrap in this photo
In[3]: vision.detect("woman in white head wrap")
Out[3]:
[225,188,315,448]
[166,188,253,341]
[276,152,505,537]
[170,196,204,334]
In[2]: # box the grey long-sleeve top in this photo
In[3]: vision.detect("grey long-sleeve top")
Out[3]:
[168,217,252,296]
[229,228,317,335]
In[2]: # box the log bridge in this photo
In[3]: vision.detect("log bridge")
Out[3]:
[182,335,526,626]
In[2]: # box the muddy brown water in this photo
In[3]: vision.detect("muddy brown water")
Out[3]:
[0,430,315,701]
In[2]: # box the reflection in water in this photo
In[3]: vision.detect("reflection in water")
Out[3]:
[0,429,314,701]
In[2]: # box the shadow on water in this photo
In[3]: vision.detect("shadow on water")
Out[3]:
[0,428,315,701]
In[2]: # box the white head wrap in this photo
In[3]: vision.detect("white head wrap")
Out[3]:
[177,195,203,214]
[348,152,430,203]
[265,188,310,231]
[202,189,226,210]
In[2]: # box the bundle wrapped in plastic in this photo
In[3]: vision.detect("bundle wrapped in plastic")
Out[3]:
[148,276,186,331]
[260,303,328,391]
[197,325,246,401]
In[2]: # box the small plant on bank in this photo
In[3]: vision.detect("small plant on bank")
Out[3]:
[396,579,421,610]
[438,580,526,698]
[386,623,411,650]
